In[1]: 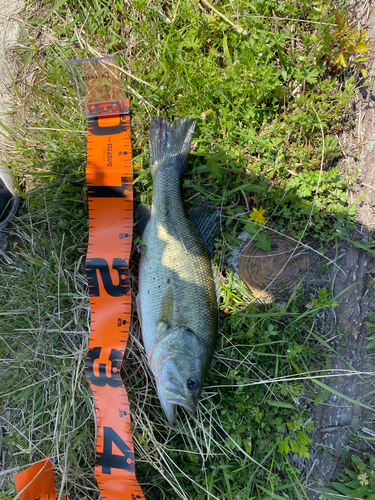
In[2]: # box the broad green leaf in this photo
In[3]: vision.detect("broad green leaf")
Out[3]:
[347,203,358,218]
[356,56,370,62]
[331,482,351,495]
[335,52,347,68]
[254,231,271,251]
[322,489,345,500]
[352,455,364,468]
[348,485,371,497]
[289,439,298,453]
[345,480,360,488]
[297,431,311,446]
[366,339,375,349]
[359,29,367,42]
[278,438,290,455]
[356,42,371,53]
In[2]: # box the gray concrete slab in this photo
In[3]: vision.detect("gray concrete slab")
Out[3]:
[0,0,23,248]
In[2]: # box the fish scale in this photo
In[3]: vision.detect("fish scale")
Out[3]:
[137,116,218,423]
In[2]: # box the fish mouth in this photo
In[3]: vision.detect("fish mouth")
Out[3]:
[160,399,177,423]
[158,377,197,420]
[165,396,196,413]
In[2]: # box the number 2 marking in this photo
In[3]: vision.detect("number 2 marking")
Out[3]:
[86,258,130,297]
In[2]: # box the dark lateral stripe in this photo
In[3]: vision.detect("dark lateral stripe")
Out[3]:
[88,185,131,198]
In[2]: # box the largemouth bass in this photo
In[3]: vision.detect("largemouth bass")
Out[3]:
[136,116,219,423]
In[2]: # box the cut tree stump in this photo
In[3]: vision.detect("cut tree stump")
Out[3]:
[238,230,310,303]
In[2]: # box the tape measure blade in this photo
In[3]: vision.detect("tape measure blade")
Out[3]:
[85,107,145,499]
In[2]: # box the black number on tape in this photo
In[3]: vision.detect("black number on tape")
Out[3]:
[86,258,130,297]
[96,426,134,474]
[86,347,123,387]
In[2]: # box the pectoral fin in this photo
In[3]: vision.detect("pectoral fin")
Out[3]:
[136,293,143,329]
[136,203,151,240]
[158,287,174,325]
[190,202,220,257]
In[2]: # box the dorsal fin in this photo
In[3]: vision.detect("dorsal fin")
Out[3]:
[190,202,220,257]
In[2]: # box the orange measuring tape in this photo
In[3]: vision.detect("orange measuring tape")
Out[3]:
[14,457,66,500]
[14,58,144,500]
[77,57,145,500]
[84,101,144,499]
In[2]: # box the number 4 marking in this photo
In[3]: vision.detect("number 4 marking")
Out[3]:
[96,427,134,474]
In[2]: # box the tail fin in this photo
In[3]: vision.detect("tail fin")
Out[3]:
[149,116,196,176]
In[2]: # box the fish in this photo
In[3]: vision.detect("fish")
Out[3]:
[136,116,220,423]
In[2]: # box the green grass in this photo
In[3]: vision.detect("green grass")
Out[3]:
[0,0,372,499]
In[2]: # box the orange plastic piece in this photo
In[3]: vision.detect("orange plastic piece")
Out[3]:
[85,100,145,499]
[14,457,64,500]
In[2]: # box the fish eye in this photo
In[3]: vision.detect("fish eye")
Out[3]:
[186,378,200,391]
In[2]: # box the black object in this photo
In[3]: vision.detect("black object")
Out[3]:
[0,178,12,223]
[0,168,20,229]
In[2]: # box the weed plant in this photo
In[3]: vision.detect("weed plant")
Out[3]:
[323,454,375,500]
[0,0,370,499]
